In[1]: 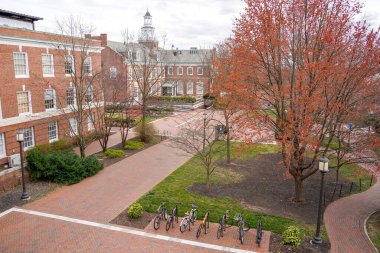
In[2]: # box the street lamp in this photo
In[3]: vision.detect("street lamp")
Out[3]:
[16,130,30,200]
[312,156,329,245]
[203,112,207,152]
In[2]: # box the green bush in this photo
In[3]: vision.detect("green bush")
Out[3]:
[281,226,301,247]
[148,96,196,103]
[27,148,103,185]
[128,203,144,219]
[124,141,145,150]
[104,149,125,158]
[203,93,215,100]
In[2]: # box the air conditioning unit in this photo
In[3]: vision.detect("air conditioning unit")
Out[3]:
[8,154,21,168]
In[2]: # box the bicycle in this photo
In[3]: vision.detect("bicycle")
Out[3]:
[256,215,263,246]
[153,202,168,230]
[234,213,250,244]
[196,209,210,239]
[217,210,232,239]
[166,203,180,231]
[179,204,198,233]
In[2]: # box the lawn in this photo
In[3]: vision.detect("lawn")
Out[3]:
[367,211,380,251]
[137,142,320,237]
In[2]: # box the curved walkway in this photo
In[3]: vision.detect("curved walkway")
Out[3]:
[324,167,380,253]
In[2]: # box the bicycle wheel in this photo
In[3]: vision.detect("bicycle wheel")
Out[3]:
[217,224,223,239]
[153,216,161,230]
[240,226,244,244]
[196,225,202,239]
[166,217,172,231]
[180,220,187,233]
[191,210,198,224]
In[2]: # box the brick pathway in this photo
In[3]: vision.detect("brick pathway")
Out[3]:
[324,166,380,253]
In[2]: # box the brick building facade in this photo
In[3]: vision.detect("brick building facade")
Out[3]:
[0,11,103,166]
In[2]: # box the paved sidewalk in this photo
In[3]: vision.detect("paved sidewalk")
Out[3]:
[324,166,380,253]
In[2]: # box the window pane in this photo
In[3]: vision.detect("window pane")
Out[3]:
[196,83,204,95]
[13,52,27,76]
[84,57,92,74]
[17,91,29,114]
[42,54,54,75]
[67,88,75,106]
[69,118,77,136]
[45,89,55,109]
[65,55,74,74]
[187,82,193,94]
[22,127,34,148]
[48,122,58,141]
[0,133,5,156]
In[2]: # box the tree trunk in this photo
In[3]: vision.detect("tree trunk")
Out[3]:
[335,167,340,183]
[79,144,86,158]
[141,100,147,142]
[206,172,210,192]
[294,175,303,202]
[226,119,231,164]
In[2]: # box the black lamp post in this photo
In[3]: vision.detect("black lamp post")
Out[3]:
[312,156,329,245]
[203,112,207,152]
[16,130,30,200]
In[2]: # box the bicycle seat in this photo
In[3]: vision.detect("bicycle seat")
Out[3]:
[191,204,198,208]
[184,211,190,216]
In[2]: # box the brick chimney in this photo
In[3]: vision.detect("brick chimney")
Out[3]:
[99,33,107,47]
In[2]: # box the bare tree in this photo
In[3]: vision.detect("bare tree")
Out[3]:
[122,32,166,142]
[52,15,102,157]
[170,113,225,191]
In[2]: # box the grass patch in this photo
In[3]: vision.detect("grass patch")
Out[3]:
[321,136,342,150]
[367,211,380,251]
[124,141,145,150]
[137,142,315,237]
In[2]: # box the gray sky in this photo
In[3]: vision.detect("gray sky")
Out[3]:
[2,0,380,49]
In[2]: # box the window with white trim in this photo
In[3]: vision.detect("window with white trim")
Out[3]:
[48,121,58,142]
[44,89,56,110]
[177,82,183,95]
[84,57,92,75]
[17,91,31,114]
[65,55,74,75]
[69,118,78,136]
[0,133,5,158]
[42,54,54,76]
[110,66,117,79]
[134,85,139,98]
[187,67,193,75]
[196,82,204,95]
[197,67,203,76]
[177,67,183,75]
[167,66,173,75]
[88,112,95,131]
[187,82,194,95]
[13,52,29,77]
[85,85,93,103]
[66,87,75,107]
[22,127,34,149]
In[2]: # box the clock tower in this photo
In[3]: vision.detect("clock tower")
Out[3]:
[138,10,158,48]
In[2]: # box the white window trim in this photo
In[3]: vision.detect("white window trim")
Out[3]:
[48,121,59,143]
[177,82,183,95]
[168,67,173,76]
[196,82,204,95]
[177,67,183,75]
[187,67,193,75]
[17,91,32,116]
[23,127,35,151]
[88,113,95,131]
[45,89,56,111]
[67,87,76,108]
[69,118,78,136]
[42,53,55,77]
[197,67,203,76]
[0,133,6,158]
[13,52,30,78]
[187,82,194,95]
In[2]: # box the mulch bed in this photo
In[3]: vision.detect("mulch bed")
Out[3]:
[0,181,59,213]
[110,211,156,229]
[189,153,356,224]
[270,233,330,253]
[97,136,167,168]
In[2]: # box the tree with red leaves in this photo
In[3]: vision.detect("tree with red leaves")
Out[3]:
[233,0,380,202]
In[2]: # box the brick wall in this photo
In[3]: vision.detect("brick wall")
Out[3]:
[0,168,29,192]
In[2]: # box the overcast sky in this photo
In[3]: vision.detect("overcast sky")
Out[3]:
[3,0,380,49]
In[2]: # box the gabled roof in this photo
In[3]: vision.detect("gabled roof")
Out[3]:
[144,10,151,17]
[0,9,43,22]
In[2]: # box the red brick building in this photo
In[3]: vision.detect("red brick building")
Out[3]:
[0,10,103,166]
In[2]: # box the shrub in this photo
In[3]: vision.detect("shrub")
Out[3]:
[281,226,301,247]
[27,148,103,185]
[127,203,144,219]
[136,122,157,143]
[148,96,196,103]
[104,149,125,158]
[34,140,73,154]
[124,141,145,150]
[203,93,215,100]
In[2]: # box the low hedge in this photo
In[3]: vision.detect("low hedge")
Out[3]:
[104,149,125,158]
[27,148,103,185]
[148,96,196,103]
[124,141,145,150]
[33,140,73,154]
